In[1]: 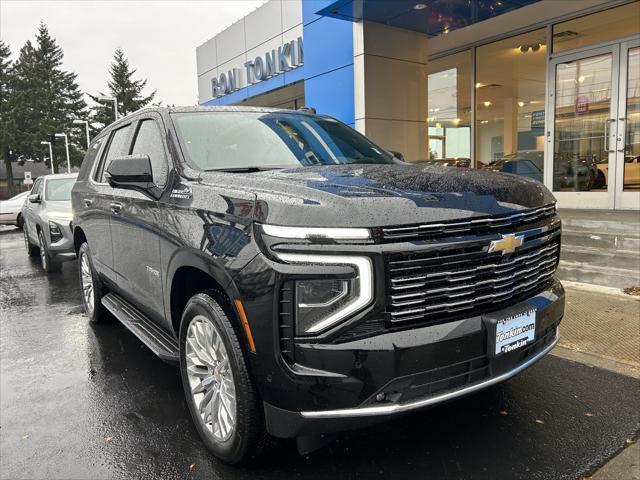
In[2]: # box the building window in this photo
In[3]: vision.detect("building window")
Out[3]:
[427,50,472,165]
[475,29,547,182]
[553,2,640,54]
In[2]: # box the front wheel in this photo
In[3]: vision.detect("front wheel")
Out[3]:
[179,292,270,464]
[16,214,23,229]
[78,242,105,323]
[24,226,39,257]
[38,230,60,273]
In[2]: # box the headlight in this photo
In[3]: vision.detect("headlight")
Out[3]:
[49,221,63,243]
[276,253,373,335]
[262,224,371,240]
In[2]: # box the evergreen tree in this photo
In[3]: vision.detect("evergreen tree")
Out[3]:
[10,23,88,172]
[0,40,16,195]
[90,48,156,130]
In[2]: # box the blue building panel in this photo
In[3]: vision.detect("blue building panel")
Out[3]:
[304,64,355,126]
[302,0,355,125]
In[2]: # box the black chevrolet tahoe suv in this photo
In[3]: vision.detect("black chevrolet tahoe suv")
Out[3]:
[71,106,564,464]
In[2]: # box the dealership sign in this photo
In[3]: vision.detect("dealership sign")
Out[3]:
[211,37,304,98]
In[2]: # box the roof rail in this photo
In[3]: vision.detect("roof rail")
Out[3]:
[297,106,316,114]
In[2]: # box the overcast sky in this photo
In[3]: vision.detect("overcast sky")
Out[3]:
[0,0,265,106]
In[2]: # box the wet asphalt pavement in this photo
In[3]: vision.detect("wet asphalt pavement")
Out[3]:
[1,226,639,480]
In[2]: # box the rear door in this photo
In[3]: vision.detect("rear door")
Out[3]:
[110,113,170,322]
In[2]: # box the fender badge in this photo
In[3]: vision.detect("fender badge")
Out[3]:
[170,186,192,199]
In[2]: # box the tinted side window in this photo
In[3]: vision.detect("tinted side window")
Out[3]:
[131,120,168,187]
[78,137,105,180]
[32,178,43,196]
[96,125,132,183]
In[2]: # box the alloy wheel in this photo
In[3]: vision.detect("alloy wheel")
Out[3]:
[80,252,94,315]
[185,315,237,442]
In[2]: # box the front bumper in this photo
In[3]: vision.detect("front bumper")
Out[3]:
[236,250,565,438]
[47,220,75,258]
[265,328,558,438]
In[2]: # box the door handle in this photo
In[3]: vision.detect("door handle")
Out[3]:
[604,119,616,153]
[617,117,626,152]
[83,198,93,207]
[110,202,123,214]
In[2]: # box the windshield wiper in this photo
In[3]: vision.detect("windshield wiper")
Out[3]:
[205,166,288,173]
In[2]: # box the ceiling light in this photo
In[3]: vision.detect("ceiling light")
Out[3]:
[413,3,427,10]
[483,101,492,107]
[480,120,489,124]
[518,101,525,107]
[578,76,585,83]
[453,118,461,124]
[475,82,483,89]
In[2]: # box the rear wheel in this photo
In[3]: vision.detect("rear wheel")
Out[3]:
[16,214,23,229]
[38,230,60,273]
[179,292,270,464]
[78,242,105,323]
[24,226,39,257]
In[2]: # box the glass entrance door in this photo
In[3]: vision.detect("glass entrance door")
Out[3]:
[547,39,640,210]
[615,41,640,209]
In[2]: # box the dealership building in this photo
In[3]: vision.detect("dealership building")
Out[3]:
[196,0,639,211]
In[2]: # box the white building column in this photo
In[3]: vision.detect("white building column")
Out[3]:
[353,21,428,161]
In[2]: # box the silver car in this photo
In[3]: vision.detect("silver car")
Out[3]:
[22,173,77,272]
[0,191,30,228]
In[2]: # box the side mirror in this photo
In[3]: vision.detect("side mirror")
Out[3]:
[106,154,156,194]
[387,150,405,162]
[28,194,41,204]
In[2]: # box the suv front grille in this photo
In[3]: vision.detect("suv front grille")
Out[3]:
[386,221,561,325]
[380,204,556,242]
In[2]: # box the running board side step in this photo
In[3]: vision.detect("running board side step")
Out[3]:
[102,293,179,364]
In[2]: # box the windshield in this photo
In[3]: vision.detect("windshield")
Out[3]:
[45,178,75,201]
[172,112,394,170]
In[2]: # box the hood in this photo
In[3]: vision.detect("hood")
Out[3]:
[45,201,73,222]
[197,164,555,228]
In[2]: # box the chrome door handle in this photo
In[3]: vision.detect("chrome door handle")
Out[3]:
[83,198,93,207]
[110,202,122,214]
[604,118,616,153]
[617,117,626,152]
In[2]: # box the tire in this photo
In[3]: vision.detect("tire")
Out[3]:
[38,230,61,273]
[24,225,39,257]
[179,292,270,464]
[78,242,106,323]
[16,214,23,229]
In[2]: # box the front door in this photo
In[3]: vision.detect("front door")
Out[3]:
[110,114,170,323]
[547,38,640,210]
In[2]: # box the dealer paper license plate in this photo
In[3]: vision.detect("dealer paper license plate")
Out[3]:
[494,309,536,356]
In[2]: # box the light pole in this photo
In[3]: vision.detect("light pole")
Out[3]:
[73,119,90,149]
[54,133,71,173]
[40,141,55,174]
[98,95,118,121]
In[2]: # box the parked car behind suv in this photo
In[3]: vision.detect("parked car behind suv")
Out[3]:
[0,190,29,228]
[72,107,564,464]
[23,173,77,272]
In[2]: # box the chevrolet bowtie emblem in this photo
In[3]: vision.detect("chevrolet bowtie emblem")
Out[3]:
[488,233,524,255]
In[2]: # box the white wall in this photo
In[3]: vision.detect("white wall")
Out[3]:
[195,0,302,104]
[353,21,428,161]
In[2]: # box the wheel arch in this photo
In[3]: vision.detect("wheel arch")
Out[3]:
[166,250,251,352]
[73,226,87,254]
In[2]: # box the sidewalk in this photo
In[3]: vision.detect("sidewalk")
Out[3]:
[553,282,640,480]
[554,282,640,373]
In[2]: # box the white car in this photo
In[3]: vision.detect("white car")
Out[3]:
[0,190,30,228]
